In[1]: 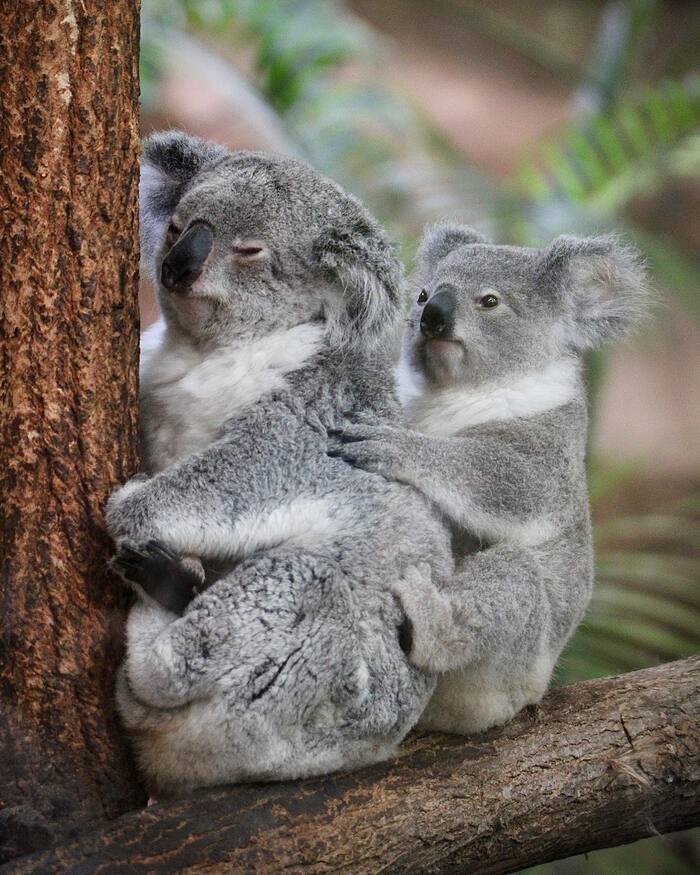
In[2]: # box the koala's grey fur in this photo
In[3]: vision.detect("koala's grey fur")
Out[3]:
[330,223,649,734]
[106,132,454,797]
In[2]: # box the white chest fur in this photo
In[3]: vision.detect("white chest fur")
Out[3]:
[140,319,324,471]
[402,358,580,437]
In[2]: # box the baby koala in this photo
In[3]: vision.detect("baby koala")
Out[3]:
[330,224,648,734]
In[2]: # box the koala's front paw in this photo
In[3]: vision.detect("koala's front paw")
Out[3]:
[392,565,473,674]
[111,540,205,616]
[326,421,408,479]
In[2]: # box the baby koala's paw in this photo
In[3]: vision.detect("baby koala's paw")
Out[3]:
[392,564,449,672]
[392,564,473,674]
[111,540,205,616]
[326,418,409,480]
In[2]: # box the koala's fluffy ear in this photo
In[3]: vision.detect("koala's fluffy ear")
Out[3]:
[541,235,650,349]
[313,212,403,348]
[416,223,488,270]
[140,131,227,276]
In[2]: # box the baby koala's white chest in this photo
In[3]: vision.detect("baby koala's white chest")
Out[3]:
[398,357,580,437]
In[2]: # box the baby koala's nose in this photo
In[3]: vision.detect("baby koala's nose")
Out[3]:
[420,286,457,339]
[161,223,213,293]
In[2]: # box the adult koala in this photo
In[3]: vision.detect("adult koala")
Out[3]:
[106,132,453,797]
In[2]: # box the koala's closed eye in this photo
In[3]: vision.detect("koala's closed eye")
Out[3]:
[232,241,268,262]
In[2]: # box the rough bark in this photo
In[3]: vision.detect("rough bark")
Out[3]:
[0,0,145,861]
[4,655,698,875]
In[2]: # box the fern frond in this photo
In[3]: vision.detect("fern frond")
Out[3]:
[515,76,700,214]
[559,498,700,684]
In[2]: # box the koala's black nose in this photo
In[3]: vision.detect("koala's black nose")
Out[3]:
[420,286,457,339]
[161,223,213,292]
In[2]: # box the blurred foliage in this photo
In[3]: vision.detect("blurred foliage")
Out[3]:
[559,495,700,684]
[502,70,700,418]
[514,77,700,213]
[139,1,699,871]
[524,827,700,875]
[505,75,700,323]
[141,0,497,260]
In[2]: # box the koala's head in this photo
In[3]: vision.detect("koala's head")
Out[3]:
[406,223,649,388]
[140,131,401,349]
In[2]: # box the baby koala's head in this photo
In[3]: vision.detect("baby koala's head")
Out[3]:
[405,224,649,388]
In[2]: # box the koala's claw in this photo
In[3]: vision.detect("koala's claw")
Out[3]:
[326,439,385,475]
[111,540,173,588]
[326,427,403,479]
[111,540,203,616]
[326,429,367,445]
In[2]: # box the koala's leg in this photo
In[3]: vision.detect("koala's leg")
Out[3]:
[394,544,549,675]
[123,600,218,709]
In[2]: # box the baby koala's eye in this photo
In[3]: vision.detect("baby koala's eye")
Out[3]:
[477,293,500,309]
[417,289,428,304]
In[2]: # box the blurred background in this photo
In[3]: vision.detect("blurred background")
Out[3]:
[138,1,700,871]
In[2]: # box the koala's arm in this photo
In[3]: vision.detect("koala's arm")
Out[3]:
[329,421,564,539]
[106,402,305,561]
[396,546,549,674]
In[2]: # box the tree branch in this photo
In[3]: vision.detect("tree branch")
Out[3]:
[5,655,699,874]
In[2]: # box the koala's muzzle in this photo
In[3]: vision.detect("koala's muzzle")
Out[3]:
[420,286,457,339]
[161,223,214,293]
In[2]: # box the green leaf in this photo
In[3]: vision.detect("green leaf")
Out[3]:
[513,77,700,214]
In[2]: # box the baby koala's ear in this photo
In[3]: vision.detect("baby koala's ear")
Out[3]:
[416,223,488,270]
[313,209,403,349]
[140,131,227,277]
[541,234,650,349]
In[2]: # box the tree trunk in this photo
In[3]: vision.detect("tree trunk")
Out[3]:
[4,655,699,874]
[0,0,145,862]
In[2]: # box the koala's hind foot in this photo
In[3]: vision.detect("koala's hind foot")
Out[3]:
[392,563,476,674]
[112,540,205,615]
